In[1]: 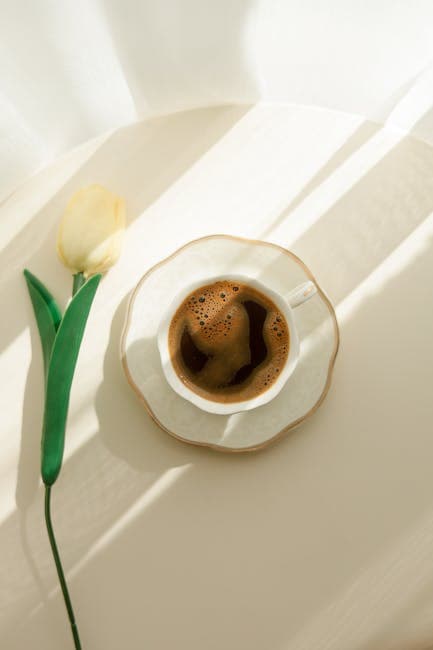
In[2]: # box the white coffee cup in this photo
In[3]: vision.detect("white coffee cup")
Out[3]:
[157,275,317,415]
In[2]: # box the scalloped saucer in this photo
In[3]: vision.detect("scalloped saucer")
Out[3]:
[121,235,339,452]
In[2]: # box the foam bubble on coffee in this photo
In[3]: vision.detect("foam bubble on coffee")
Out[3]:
[169,280,289,403]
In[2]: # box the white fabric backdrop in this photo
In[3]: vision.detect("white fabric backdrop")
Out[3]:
[2,3,433,649]
[2,0,433,200]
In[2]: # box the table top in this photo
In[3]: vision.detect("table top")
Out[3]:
[1,103,433,650]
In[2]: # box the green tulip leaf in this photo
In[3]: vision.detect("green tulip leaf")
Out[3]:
[24,269,62,380]
[41,273,101,485]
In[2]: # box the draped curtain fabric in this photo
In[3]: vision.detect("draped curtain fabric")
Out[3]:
[2,0,433,200]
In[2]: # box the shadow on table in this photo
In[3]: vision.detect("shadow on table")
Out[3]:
[6,225,433,648]
[3,294,202,644]
[6,230,433,649]
[4,114,433,648]
[5,104,251,646]
[266,132,433,310]
[0,104,251,358]
[260,119,381,240]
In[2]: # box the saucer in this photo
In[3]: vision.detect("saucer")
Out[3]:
[121,235,339,452]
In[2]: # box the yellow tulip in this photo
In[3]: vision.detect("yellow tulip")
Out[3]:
[57,185,125,277]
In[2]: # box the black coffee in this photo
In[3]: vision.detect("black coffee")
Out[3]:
[168,280,289,403]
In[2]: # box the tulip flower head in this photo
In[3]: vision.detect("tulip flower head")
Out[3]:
[57,184,125,277]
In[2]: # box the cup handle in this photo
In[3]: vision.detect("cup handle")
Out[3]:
[287,280,317,308]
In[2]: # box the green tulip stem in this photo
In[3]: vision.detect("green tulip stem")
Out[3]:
[72,272,85,296]
[44,268,86,650]
[45,485,82,650]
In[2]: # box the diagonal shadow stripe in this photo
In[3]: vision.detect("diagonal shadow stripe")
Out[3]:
[261,120,380,239]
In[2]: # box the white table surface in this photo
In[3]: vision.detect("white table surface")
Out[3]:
[1,103,433,650]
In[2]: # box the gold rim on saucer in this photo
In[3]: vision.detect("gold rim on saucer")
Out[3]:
[121,234,339,452]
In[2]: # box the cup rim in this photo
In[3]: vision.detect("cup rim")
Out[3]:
[157,274,300,415]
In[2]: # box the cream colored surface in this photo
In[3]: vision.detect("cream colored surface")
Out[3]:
[1,104,433,649]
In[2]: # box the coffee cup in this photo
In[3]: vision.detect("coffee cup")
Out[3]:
[157,274,317,415]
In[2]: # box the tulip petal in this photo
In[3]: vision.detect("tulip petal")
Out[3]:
[57,185,125,277]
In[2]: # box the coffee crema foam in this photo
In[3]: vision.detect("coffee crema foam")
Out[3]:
[168,280,289,403]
